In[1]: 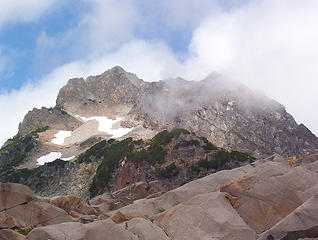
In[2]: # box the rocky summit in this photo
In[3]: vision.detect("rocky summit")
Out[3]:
[0,66,318,239]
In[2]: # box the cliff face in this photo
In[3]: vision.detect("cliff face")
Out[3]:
[55,66,143,115]
[18,106,81,137]
[133,76,318,157]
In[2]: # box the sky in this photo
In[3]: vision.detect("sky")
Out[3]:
[0,0,318,146]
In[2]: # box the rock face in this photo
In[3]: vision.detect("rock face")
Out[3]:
[53,67,318,157]
[133,77,318,157]
[0,229,25,240]
[0,183,73,231]
[108,131,247,196]
[107,164,256,220]
[0,159,99,198]
[259,193,318,240]
[56,66,143,115]
[220,161,318,233]
[0,183,35,211]
[102,156,318,239]
[155,192,257,240]
[25,218,169,240]
[18,106,81,137]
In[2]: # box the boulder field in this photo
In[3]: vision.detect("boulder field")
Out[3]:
[1,154,318,239]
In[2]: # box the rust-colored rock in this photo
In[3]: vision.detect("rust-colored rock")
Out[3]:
[48,195,80,213]
[0,229,25,240]
[220,162,318,233]
[111,211,134,224]
[155,192,256,240]
[0,183,35,212]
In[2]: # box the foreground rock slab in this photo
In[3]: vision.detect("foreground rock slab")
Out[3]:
[259,193,318,240]
[0,183,73,230]
[221,163,318,233]
[108,164,255,220]
[25,218,171,240]
[155,192,256,240]
[0,183,35,211]
[0,229,25,240]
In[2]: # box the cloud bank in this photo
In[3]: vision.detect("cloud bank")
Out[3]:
[1,0,318,146]
[0,0,57,27]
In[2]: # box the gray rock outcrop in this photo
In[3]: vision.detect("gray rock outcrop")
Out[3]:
[18,107,81,137]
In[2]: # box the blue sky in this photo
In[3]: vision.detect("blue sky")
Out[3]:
[0,0,318,145]
[0,0,250,92]
[0,1,91,91]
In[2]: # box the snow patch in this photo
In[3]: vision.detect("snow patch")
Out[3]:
[51,131,72,145]
[79,116,133,138]
[61,156,75,161]
[226,101,235,111]
[37,152,62,165]
[37,152,75,165]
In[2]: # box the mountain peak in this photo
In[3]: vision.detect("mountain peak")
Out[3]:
[86,66,144,89]
[109,65,126,73]
[56,66,145,114]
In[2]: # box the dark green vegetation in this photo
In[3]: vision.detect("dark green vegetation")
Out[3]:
[191,149,255,172]
[88,98,97,103]
[0,126,255,199]
[53,104,68,115]
[0,159,71,191]
[14,228,32,236]
[150,129,190,146]
[0,126,49,170]
[174,139,200,150]
[76,140,109,163]
[89,138,137,197]
[89,129,191,197]
[0,126,48,153]
[155,163,181,178]
[0,127,49,183]
[200,136,218,152]
[86,128,256,197]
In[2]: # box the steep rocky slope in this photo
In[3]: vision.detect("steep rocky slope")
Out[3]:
[10,66,317,165]
[18,106,81,137]
[133,76,318,157]
[53,67,318,157]
[0,129,254,199]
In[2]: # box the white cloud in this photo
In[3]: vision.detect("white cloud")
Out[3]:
[0,40,180,146]
[0,0,57,27]
[0,62,85,145]
[180,0,318,135]
[1,0,318,146]
[79,0,139,53]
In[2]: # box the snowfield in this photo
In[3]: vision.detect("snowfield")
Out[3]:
[51,131,72,145]
[37,152,62,165]
[78,116,133,138]
[37,152,75,165]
